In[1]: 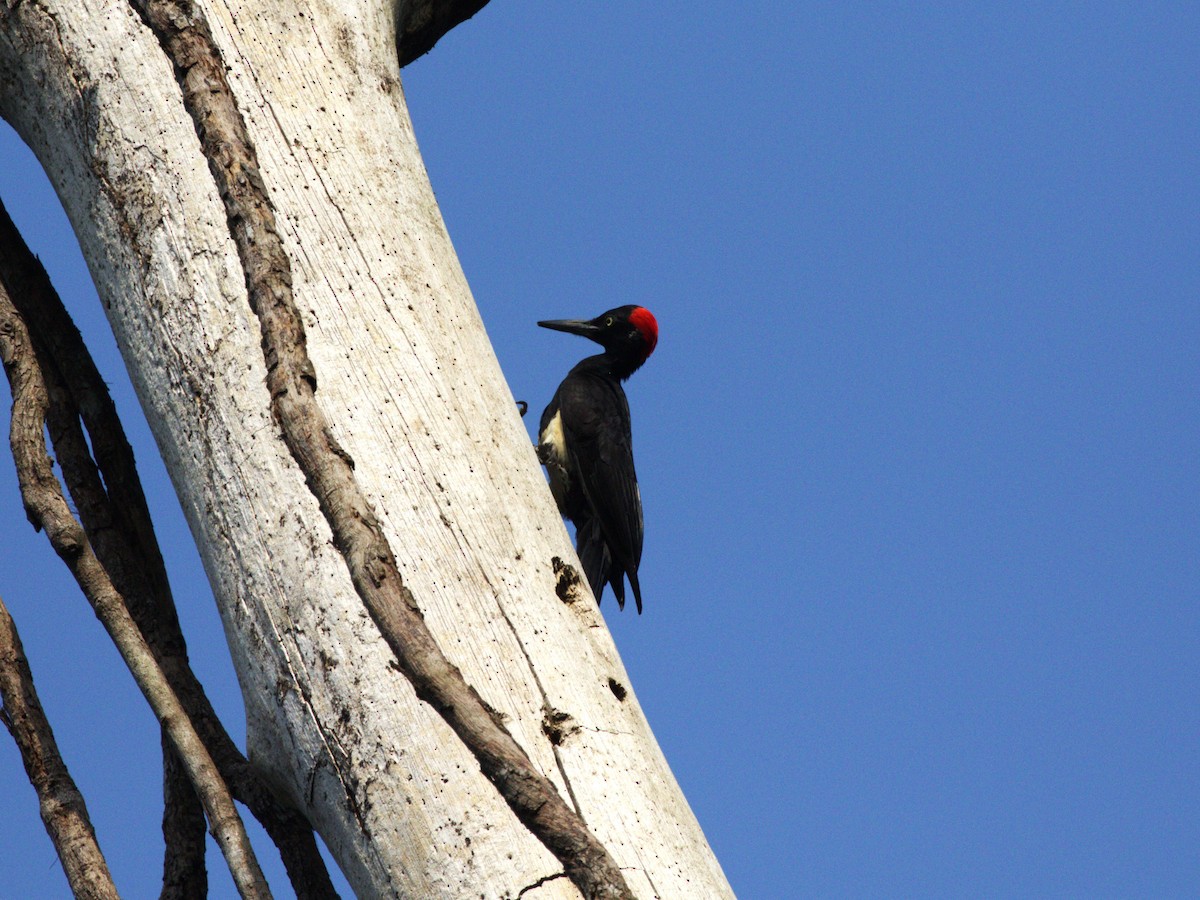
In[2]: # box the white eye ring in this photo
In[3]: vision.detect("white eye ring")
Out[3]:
[605,316,614,327]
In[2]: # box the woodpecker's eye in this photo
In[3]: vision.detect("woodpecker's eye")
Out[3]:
[604,316,614,327]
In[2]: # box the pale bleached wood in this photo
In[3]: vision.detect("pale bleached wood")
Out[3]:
[0,1,733,896]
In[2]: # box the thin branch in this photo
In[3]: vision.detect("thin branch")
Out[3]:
[128,1,634,896]
[161,737,209,899]
[0,199,340,900]
[30,326,210,897]
[0,284,272,900]
[0,595,121,900]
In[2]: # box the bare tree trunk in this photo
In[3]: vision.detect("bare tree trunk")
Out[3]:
[0,1,733,896]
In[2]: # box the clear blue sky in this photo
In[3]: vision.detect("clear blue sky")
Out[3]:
[2,4,1197,897]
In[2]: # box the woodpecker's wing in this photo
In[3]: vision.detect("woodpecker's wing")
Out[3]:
[556,373,644,593]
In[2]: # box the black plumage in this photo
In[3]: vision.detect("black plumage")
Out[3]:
[537,305,658,613]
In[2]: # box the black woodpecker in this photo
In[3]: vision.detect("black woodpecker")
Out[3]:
[537,305,658,613]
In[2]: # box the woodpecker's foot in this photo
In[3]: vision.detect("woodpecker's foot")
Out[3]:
[516,400,528,417]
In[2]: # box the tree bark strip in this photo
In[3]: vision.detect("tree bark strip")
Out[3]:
[129,0,633,895]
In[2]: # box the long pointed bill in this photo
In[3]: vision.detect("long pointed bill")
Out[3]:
[537,318,602,340]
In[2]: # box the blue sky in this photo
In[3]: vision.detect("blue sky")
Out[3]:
[2,3,1198,897]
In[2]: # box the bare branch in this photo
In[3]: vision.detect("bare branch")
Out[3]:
[0,596,121,900]
[161,739,209,899]
[24,312,211,895]
[0,283,272,900]
[0,199,340,899]
[128,0,633,895]
[397,0,492,67]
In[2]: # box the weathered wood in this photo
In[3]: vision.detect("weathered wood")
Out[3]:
[0,597,121,900]
[0,276,271,900]
[0,197,340,899]
[131,1,630,894]
[0,1,734,896]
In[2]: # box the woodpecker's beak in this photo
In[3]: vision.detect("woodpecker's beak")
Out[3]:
[538,318,602,341]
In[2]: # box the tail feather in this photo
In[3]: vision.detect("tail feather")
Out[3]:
[608,572,626,612]
[575,517,642,613]
[575,518,612,606]
[627,569,643,615]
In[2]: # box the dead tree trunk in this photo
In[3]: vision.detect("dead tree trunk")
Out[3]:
[0,1,732,896]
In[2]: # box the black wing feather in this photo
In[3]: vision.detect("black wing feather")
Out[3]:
[557,373,644,610]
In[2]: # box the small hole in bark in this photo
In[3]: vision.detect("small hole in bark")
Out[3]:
[608,678,627,701]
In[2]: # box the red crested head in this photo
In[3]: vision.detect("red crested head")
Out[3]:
[538,304,659,378]
[628,306,658,360]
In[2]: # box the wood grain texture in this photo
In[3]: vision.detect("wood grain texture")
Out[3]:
[0,1,734,896]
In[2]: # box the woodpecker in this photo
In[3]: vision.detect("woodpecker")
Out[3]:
[538,305,658,613]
